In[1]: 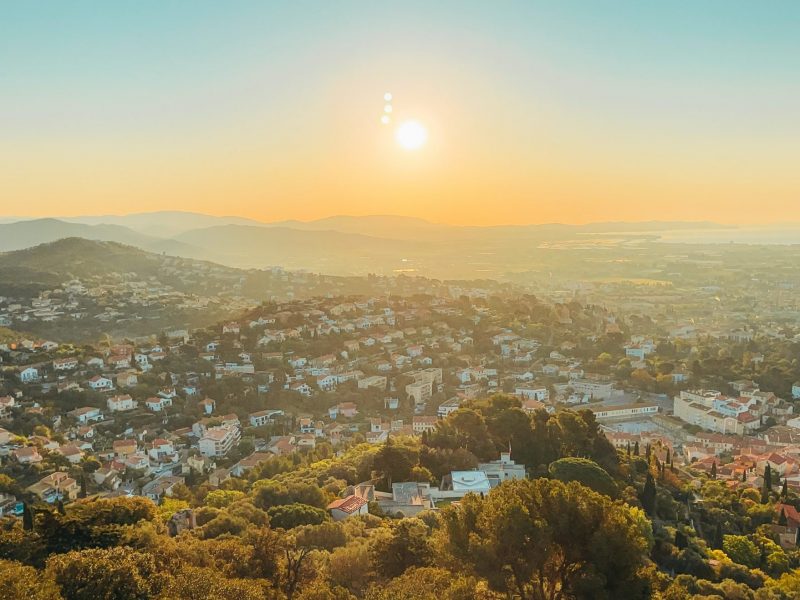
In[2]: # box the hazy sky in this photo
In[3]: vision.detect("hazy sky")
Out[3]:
[2,2,799,225]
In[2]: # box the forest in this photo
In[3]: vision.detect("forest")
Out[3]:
[1,395,799,599]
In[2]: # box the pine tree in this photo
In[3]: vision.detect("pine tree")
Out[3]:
[640,472,657,516]
[711,462,717,480]
[22,502,33,531]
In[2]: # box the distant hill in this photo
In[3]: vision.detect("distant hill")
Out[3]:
[0,217,204,255]
[0,212,739,277]
[0,218,164,252]
[60,210,265,237]
[0,237,165,277]
[0,237,245,297]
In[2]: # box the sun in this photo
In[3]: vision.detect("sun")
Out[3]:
[395,120,428,151]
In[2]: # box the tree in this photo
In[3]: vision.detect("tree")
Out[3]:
[408,465,434,484]
[159,565,267,600]
[0,559,62,600]
[712,522,724,550]
[548,457,617,498]
[633,441,640,456]
[46,546,165,600]
[365,567,489,600]
[710,462,717,480]
[640,472,657,516]
[437,478,653,600]
[370,518,432,578]
[205,489,246,508]
[781,477,788,498]
[267,503,328,529]
[762,464,772,503]
[328,543,373,595]
[22,502,34,532]
[372,439,416,490]
[722,535,760,569]
[245,526,282,582]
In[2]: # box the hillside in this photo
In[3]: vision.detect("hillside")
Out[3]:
[0,237,247,294]
[0,237,162,277]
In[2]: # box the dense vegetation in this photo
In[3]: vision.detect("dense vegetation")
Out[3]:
[1,395,799,599]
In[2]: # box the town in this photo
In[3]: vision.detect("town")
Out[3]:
[2,287,800,530]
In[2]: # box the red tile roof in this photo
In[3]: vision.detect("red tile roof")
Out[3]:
[327,494,368,514]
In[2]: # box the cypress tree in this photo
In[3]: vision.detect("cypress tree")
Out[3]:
[762,464,772,503]
[741,470,746,483]
[626,441,630,457]
[665,448,671,465]
[675,528,688,549]
[56,500,66,515]
[22,502,33,531]
[640,472,657,516]
[79,474,88,498]
[645,443,651,461]
[633,441,640,456]
[713,522,724,549]
[711,462,717,480]
[781,477,788,498]
[778,508,788,526]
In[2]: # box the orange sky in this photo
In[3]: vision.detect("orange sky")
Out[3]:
[2,3,798,226]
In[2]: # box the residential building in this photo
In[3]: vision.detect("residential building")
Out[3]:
[198,425,240,457]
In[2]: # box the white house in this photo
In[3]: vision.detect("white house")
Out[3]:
[145,397,172,412]
[316,375,338,392]
[437,398,461,418]
[515,385,549,402]
[53,357,79,371]
[68,406,103,423]
[18,367,40,383]
[449,470,491,495]
[290,382,313,396]
[249,409,284,427]
[478,452,526,486]
[87,375,113,391]
[107,394,137,412]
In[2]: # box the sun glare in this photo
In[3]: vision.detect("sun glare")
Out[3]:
[395,120,428,151]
